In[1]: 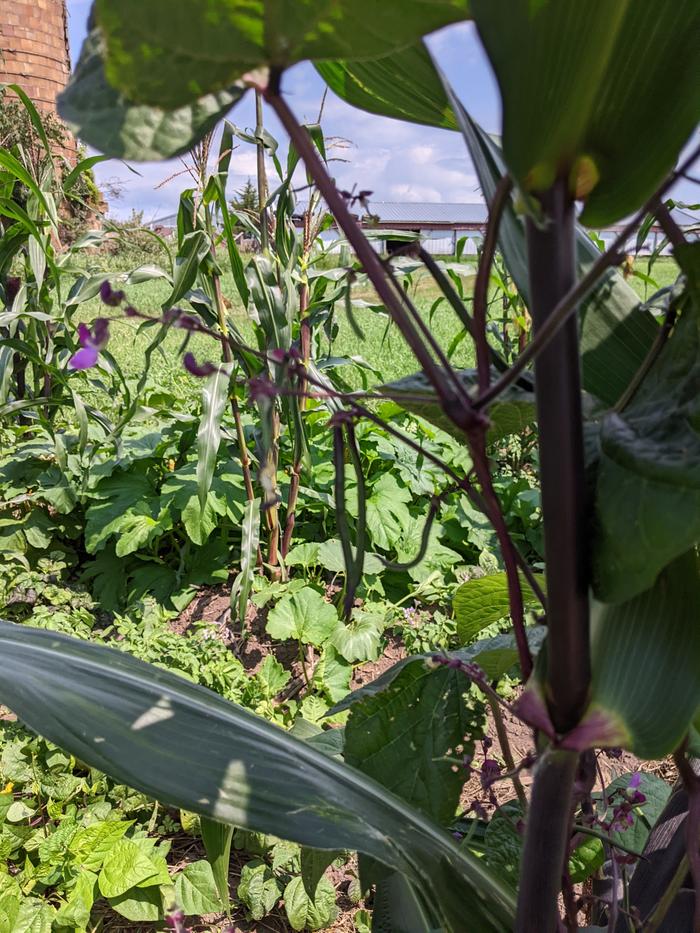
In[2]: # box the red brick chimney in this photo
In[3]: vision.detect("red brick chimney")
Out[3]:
[0,0,75,153]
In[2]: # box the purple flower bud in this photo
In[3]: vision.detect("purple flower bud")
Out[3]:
[99,280,125,307]
[183,352,218,378]
[174,314,200,331]
[68,318,110,370]
[165,909,186,928]
[628,772,642,790]
[124,305,138,318]
[268,348,287,364]
[480,758,501,790]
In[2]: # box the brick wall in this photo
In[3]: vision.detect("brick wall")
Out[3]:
[0,0,71,114]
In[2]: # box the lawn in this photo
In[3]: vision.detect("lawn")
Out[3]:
[78,250,679,406]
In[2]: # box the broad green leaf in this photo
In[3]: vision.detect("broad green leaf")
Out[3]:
[381,369,535,445]
[484,802,523,887]
[10,899,54,933]
[453,572,545,644]
[587,549,700,759]
[196,365,231,511]
[114,503,173,558]
[300,847,340,900]
[98,838,159,897]
[315,47,457,130]
[332,628,547,714]
[283,875,337,931]
[256,654,291,698]
[58,27,245,160]
[593,244,700,601]
[316,538,383,576]
[174,859,222,916]
[312,646,352,704]
[69,820,134,870]
[397,521,461,584]
[322,44,659,407]
[345,662,485,824]
[237,859,281,921]
[285,542,320,568]
[331,612,383,664]
[95,0,470,109]
[55,871,98,930]
[0,794,12,822]
[0,623,515,932]
[108,885,163,922]
[84,472,156,554]
[471,1,700,225]
[364,474,412,551]
[200,817,233,909]
[266,587,338,646]
[271,838,301,871]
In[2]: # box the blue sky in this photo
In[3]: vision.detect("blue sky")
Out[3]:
[65,1,697,222]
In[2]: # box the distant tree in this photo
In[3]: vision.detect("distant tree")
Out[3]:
[231,178,259,216]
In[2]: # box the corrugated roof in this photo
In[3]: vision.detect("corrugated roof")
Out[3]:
[361,201,487,225]
[148,202,698,232]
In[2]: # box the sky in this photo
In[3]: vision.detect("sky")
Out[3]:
[65,1,697,223]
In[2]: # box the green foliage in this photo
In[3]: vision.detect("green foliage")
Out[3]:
[593,244,700,601]
[0,623,517,932]
[6,13,698,932]
[94,0,469,110]
[470,0,700,224]
[267,586,338,646]
[58,26,246,160]
[453,571,544,644]
[0,721,175,927]
[587,549,700,759]
[345,662,486,824]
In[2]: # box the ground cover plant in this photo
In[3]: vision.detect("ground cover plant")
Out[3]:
[1,2,700,931]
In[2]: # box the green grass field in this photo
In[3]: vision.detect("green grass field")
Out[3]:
[79,253,679,403]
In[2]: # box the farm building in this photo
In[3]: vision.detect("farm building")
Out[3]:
[354,201,699,255]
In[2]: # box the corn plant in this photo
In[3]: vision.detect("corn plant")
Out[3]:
[0,3,699,932]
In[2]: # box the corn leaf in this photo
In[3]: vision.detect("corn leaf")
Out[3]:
[0,622,515,933]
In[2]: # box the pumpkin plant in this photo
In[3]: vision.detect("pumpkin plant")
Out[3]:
[0,2,699,931]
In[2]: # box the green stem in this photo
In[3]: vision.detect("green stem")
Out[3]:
[255,90,269,253]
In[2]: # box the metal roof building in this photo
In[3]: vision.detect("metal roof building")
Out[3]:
[146,202,697,255]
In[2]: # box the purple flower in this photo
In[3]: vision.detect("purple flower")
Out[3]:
[628,772,642,790]
[68,318,110,370]
[99,280,125,307]
[173,313,200,332]
[183,352,218,378]
[480,758,501,791]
